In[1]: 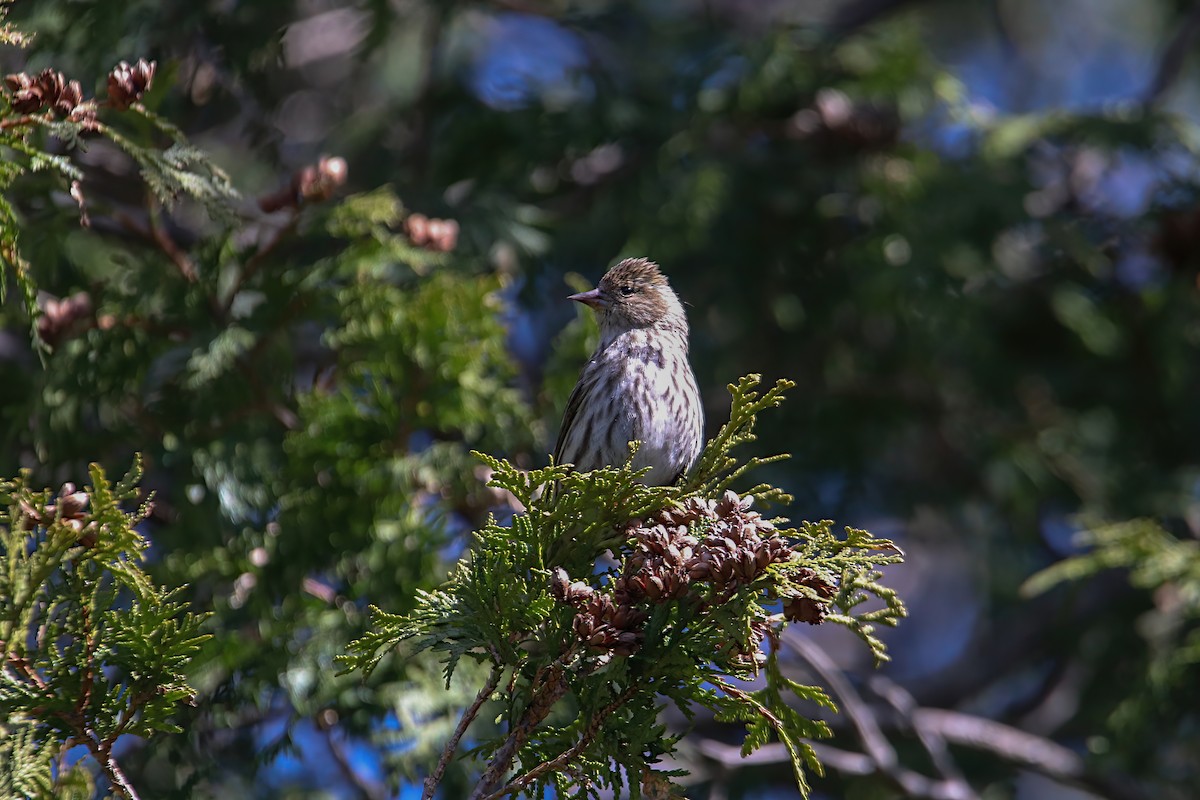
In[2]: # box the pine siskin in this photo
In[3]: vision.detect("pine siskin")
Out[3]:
[554,258,704,486]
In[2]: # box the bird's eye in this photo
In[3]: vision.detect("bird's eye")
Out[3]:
[618,284,635,296]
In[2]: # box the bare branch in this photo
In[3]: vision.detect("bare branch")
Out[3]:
[467,662,570,800]
[484,682,640,800]
[221,213,298,315]
[424,666,504,800]
[870,675,966,786]
[5,651,50,691]
[316,712,388,800]
[779,636,1153,800]
[145,205,198,284]
[787,635,974,799]
[84,729,143,800]
[828,0,926,38]
[784,636,899,773]
[1143,2,1200,109]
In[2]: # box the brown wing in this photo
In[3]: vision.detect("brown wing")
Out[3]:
[553,367,592,466]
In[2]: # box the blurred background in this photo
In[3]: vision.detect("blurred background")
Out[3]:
[3,0,1200,797]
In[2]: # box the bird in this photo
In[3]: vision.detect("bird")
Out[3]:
[553,257,704,486]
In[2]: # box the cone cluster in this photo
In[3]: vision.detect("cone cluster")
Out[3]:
[552,490,827,660]
[106,59,156,109]
[783,567,836,625]
[569,592,647,657]
[612,492,793,610]
[4,59,156,124]
[19,482,97,547]
[404,213,459,252]
[258,156,349,212]
[297,156,348,203]
[37,291,92,346]
[5,69,83,116]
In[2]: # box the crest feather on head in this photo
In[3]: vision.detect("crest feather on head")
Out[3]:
[599,257,668,291]
[585,257,686,334]
[568,256,687,334]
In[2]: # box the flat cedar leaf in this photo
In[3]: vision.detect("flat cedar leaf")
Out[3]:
[0,459,208,795]
[1022,519,1198,598]
[709,680,820,795]
[327,186,405,237]
[348,376,902,799]
[769,656,837,713]
[0,718,56,799]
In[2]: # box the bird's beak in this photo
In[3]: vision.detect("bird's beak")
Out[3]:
[568,288,608,309]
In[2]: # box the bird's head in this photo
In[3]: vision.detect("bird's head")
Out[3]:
[569,258,687,334]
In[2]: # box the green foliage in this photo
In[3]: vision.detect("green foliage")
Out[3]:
[685,375,794,503]
[792,520,906,665]
[0,22,543,784]
[340,452,673,682]
[345,375,905,798]
[0,719,53,800]
[0,458,210,799]
[1023,520,1200,752]
[705,656,834,796]
[0,28,238,353]
[5,0,1200,795]
[0,2,25,48]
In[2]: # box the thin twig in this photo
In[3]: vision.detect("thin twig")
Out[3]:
[483,682,640,800]
[919,708,1150,800]
[84,731,143,800]
[423,666,504,800]
[1142,1,1200,109]
[75,603,96,726]
[316,712,388,800]
[785,636,896,770]
[698,736,873,772]
[468,662,570,800]
[221,212,298,314]
[145,205,198,283]
[779,635,1152,800]
[5,652,49,690]
[110,688,156,741]
[0,113,43,130]
[869,675,969,788]
[786,636,974,800]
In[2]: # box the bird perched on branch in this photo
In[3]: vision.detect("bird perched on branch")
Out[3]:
[554,258,703,486]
